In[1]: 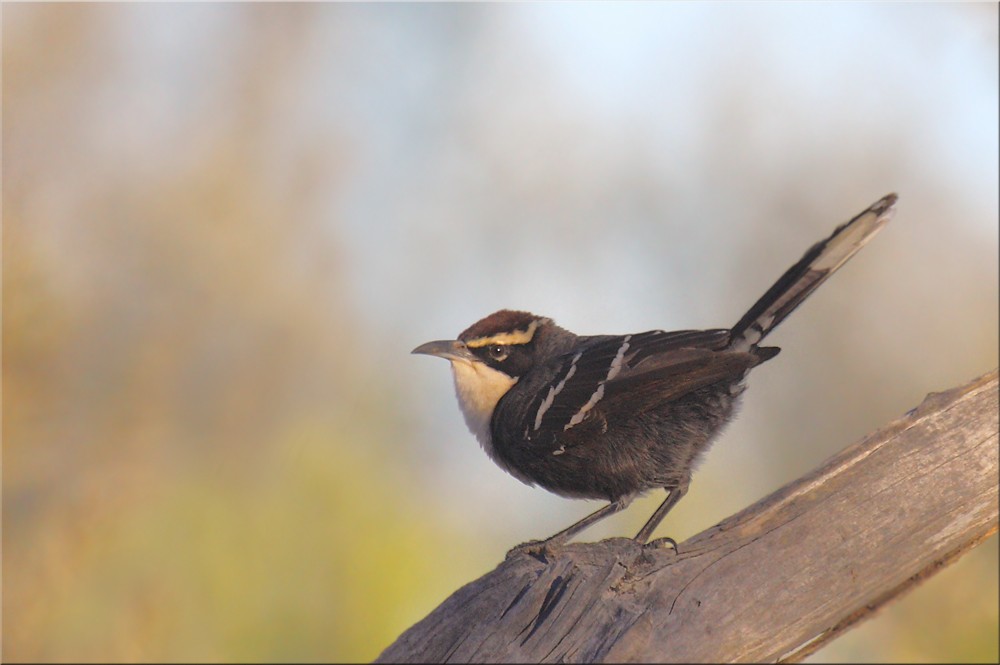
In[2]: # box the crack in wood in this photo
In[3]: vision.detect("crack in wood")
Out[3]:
[522,573,573,645]
[500,582,532,621]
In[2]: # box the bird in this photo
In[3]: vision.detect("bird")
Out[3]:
[413,193,898,551]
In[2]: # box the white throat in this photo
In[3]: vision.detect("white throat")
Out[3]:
[449,359,517,460]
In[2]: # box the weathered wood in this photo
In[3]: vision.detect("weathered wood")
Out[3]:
[378,370,999,663]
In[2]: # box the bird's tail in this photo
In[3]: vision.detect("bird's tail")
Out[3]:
[729,193,898,352]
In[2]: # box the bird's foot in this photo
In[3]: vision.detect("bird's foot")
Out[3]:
[642,536,679,553]
[506,538,563,563]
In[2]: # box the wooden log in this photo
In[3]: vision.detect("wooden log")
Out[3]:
[378,370,998,663]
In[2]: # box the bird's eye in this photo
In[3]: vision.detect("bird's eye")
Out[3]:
[488,345,509,361]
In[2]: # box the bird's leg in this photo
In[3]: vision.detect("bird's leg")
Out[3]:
[506,495,634,560]
[634,478,690,545]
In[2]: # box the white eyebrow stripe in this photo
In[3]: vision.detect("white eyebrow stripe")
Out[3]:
[533,351,582,431]
[465,320,540,348]
[564,336,631,431]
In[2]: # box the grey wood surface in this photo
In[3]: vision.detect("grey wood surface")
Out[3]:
[377,370,999,663]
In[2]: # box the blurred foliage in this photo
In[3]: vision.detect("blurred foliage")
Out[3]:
[3,7,489,661]
[3,3,997,663]
[6,421,465,662]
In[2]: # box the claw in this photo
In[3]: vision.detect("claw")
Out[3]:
[643,536,679,553]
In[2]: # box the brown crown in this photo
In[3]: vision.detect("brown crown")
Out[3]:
[459,309,549,347]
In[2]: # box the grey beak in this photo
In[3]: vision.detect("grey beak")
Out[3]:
[411,339,473,362]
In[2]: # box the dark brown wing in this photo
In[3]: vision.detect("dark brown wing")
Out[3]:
[520,329,753,451]
[607,349,758,405]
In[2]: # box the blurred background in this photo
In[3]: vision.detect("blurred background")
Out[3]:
[4,3,997,662]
